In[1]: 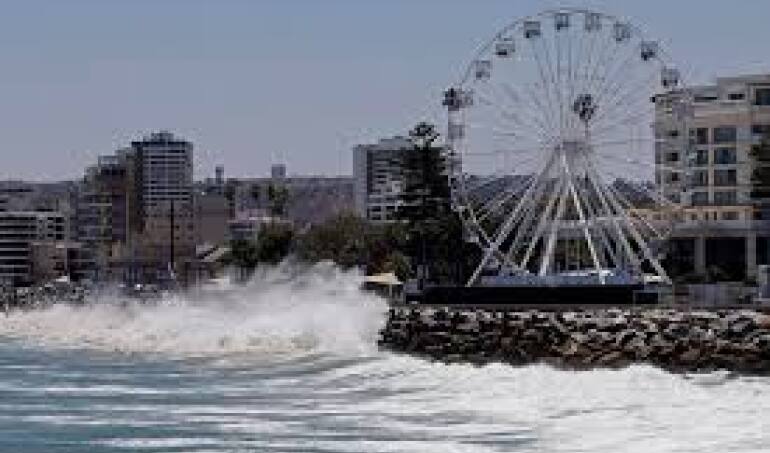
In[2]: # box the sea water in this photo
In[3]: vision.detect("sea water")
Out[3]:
[0,264,768,452]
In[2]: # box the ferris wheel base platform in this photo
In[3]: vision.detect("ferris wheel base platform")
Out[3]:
[404,283,659,307]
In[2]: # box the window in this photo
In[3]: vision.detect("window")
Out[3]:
[721,211,739,220]
[691,192,709,206]
[668,172,680,183]
[713,169,737,186]
[666,152,680,162]
[752,124,770,137]
[689,170,709,187]
[691,149,709,166]
[695,128,709,145]
[695,95,718,103]
[713,126,737,143]
[714,148,737,165]
[714,190,737,205]
[728,92,745,101]
[755,87,770,106]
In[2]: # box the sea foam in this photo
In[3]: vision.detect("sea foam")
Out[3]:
[0,262,386,358]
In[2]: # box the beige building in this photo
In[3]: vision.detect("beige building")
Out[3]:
[655,73,770,281]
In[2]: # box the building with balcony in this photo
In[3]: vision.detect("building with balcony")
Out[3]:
[353,136,414,222]
[76,131,197,285]
[0,211,68,286]
[655,73,770,281]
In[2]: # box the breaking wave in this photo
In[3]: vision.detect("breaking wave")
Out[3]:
[0,263,387,359]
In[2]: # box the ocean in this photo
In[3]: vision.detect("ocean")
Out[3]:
[0,265,767,452]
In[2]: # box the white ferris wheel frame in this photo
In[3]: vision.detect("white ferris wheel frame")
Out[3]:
[444,8,691,287]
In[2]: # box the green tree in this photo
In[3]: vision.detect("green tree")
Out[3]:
[396,122,474,284]
[254,222,294,264]
[226,223,294,279]
[294,212,369,268]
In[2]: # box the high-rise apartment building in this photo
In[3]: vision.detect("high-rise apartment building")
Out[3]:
[353,136,414,222]
[655,73,770,281]
[77,131,196,284]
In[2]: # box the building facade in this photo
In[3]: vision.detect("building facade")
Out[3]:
[76,131,196,284]
[353,136,414,222]
[0,211,68,286]
[655,73,770,281]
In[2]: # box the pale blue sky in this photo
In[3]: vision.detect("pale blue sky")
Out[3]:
[0,0,768,180]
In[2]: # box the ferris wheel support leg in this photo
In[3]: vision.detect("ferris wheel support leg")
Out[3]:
[519,171,566,270]
[538,176,570,277]
[560,145,604,277]
[572,178,617,270]
[567,173,604,280]
[502,171,558,267]
[465,155,554,287]
[598,174,672,284]
[583,163,643,276]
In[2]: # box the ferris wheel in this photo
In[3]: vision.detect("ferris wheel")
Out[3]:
[443,8,690,287]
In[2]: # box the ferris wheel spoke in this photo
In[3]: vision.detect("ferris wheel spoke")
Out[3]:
[591,42,658,106]
[582,37,623,106]
[589,107,654,140]
[594,80,658,131]
[591,66,660,127]
[465,145,549,157]
[537,31,564,135]
[464,119,544,145]
[585,35,637,106]
[528,40,562,137]
[474,94,554,144]
[498,82,558,141]
[573,22,604,115]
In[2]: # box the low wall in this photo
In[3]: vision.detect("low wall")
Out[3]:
[379,307,770,373]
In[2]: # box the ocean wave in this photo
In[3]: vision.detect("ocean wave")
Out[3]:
[0,263,387,359]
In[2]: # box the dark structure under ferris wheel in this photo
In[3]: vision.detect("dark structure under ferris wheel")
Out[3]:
[407,8,693,305]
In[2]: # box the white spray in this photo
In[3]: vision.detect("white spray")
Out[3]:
[0,262,387,359]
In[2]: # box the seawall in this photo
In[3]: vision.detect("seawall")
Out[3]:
[379,307,770,373]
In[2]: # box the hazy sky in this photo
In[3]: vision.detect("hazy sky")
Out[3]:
[1,0,768,181]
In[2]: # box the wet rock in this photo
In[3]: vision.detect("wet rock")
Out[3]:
[378,307,770,374]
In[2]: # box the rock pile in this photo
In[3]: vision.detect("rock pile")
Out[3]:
[379,307,770,373]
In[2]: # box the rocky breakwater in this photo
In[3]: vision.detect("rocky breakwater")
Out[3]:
[379,308,770,373]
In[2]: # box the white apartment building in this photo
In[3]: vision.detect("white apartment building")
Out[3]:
[655,73,770,281]
[353,136,414,222]
[131,131,196,271]
[133,131,194,210]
